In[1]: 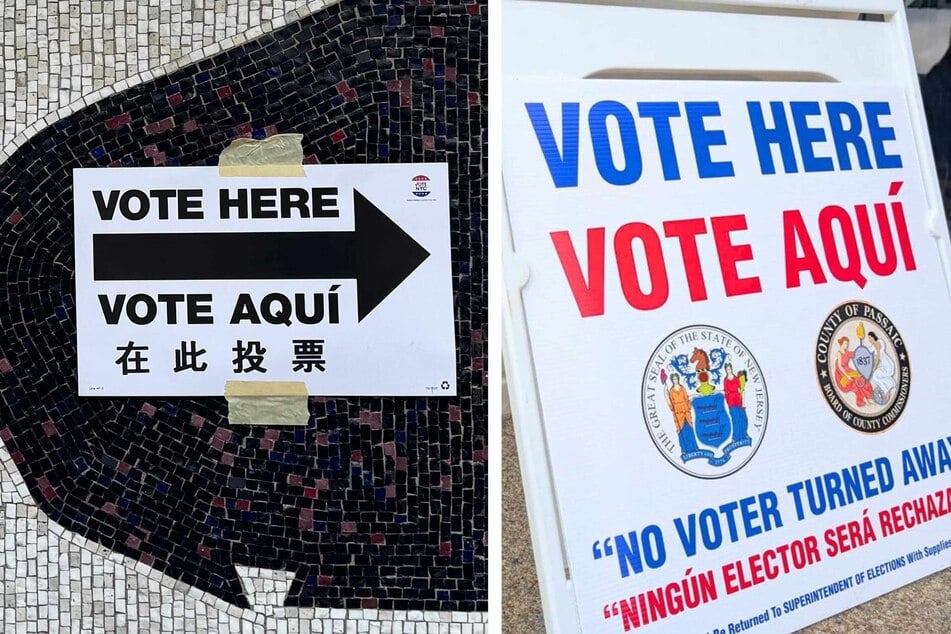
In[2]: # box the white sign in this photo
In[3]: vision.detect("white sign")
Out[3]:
[504,78,951,632]
[74,164,456,397]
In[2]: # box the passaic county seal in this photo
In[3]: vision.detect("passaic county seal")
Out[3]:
[815,302,910,433]
[641,325,768,479]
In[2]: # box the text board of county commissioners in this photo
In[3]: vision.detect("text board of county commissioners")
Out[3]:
[503,78,951,632]
[74,164,456,397]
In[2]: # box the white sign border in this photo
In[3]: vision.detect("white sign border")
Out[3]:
[500,1,950,632]
[72,163,458,398]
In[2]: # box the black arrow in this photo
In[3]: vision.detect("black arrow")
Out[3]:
[92,189,431,321]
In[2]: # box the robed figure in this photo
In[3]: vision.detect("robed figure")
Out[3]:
[665,373,698,453]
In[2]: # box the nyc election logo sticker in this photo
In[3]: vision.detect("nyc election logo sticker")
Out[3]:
[815,301,910,433]
[411,174,431,198]
[642,325,768,479]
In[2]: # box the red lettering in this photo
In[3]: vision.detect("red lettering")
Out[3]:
[747,552,765,586]
[889,181,917,272]
[663,218,709,301]
[619,599,641,630]
[890,505,905,533]
[711,215,761,297]
[855,203,897,276]
[761,549,779,580]
[913,496,927,525]
[721,563,741,595]
[879,508,894,537]
[783,210,827,288]
[615,222,669,310]
[902,501,916,529]
[550,229,606,318]
[818,204,867,288]
[824,527,838,557]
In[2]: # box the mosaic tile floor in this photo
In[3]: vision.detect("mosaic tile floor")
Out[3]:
[1,0,316,152]
[0,442,486,633]
[0,0,487,630]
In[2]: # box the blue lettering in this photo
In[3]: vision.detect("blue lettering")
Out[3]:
[787,458,892,520]
[827,101,872,170]
[786,481,807,521]
[637,101,683,181]
[860,459,878,495]
[747,101,798,175]
[791,101,834,172]
[642,524,666,568]
[614,531,643,577]
[613,526,666,577]
[673,515,698,557]
[739,495,763,538]
[686,101,734,178]
[865,101,902,169]
[525,102,580,188]
[589,100,643,185]
[699,508,723,550]
[876,456,894,492]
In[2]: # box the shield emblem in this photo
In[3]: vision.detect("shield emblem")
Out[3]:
[853,344,874,380]
[691,392,732,448]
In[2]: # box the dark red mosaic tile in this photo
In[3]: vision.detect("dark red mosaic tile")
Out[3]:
[105,113,132,130]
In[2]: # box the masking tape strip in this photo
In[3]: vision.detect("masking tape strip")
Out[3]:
[218,164,306,177]
[218,134,306,177]
[219,134,308,422]
[225,381,310,426]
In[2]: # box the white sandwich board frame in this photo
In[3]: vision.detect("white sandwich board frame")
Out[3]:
[501,1,948,631]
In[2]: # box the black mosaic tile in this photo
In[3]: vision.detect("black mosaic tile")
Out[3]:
[0,0,486,611]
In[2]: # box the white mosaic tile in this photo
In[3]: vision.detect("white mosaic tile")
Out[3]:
[1,0,314,152]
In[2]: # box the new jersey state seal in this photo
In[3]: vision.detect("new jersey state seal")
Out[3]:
[815,301,910,433]
[641,325,768,479]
